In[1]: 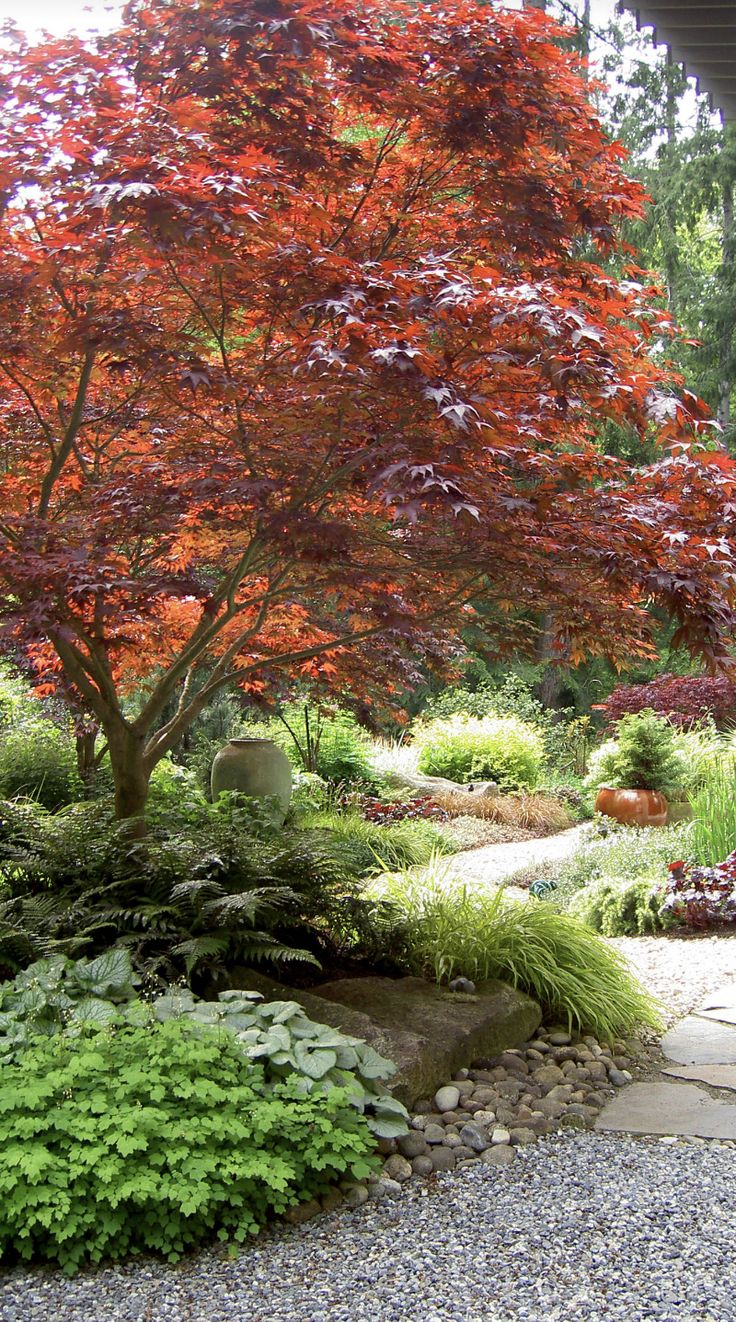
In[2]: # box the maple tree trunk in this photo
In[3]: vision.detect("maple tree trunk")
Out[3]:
[107,727,150,827]
[75,729,99,797]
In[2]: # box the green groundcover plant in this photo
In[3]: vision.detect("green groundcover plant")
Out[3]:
[372,861,661,1039]
[567,875,672,937]
[0,1019,377,1274]
[0,949,409,1140]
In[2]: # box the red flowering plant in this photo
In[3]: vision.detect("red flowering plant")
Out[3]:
[660,855,736,928]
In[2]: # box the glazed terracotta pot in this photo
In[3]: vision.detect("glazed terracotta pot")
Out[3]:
[211,738,292,821]
[594,786,668,828]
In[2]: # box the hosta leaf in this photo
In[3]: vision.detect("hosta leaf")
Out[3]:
[292,1041,337,1079]
[70,998,118,1026]
[354,1045,394,1079]
[71,948,135,997]
[366,1113,410,1139]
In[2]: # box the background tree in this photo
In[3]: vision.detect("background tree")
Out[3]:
[0,0,735,820]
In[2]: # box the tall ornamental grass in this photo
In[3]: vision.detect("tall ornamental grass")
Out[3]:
[691,757,736,866]
[372,859,661,1040]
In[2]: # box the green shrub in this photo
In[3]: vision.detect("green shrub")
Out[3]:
[0,727,82,811]
[250,705,379,788]
[372,860,661,1038]
[302,809,455,875]
[567,875,671,936]
[415,714,544,789]
[0,1019,376,1273]
[0,951,409,1139]
[585,711,684,799]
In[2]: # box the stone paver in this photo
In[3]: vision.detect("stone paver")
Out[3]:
[596,1081,736,1140]
[598,980,736,1139]
[661,1014,736,1065]
[700,985,736,1014]
[662,1064,736,1091]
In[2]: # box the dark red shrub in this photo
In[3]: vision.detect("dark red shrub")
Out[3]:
[599,674,736,730]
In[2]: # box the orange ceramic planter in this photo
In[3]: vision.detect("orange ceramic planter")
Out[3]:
[595,786,668,828]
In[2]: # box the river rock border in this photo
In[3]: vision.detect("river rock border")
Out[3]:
[364,1024,635,1199]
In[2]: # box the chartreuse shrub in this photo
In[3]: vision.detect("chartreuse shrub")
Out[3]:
[0,1019,377,1273]
[0,949,410,1140]
[372,860,661,1039]
[0,727,82,811]
[415,714,544,790]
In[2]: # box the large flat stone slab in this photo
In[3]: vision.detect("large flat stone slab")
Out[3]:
[695,1006,736,1026]
[225,970,540,1107]
[596,1082,736,1140]
[661,1015,736,1065]
[662,1064,736,1092]
[314,976,541,1106]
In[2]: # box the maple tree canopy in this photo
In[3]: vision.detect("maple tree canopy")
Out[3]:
[0,0,735,818]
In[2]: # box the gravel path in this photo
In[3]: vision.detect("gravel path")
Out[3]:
[448,825,585,888]
[3,1133,735,1322]
[610,930,736,1026]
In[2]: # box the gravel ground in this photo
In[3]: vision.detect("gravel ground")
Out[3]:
[610,930,736,1025]
[3,1132,735,1322]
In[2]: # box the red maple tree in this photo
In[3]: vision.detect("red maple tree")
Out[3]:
[0,0,735,818]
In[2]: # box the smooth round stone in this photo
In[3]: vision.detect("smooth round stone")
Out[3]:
[509,1127,537,1146]
[480,1144,516,1167]
[343,1184,369,1208]
[459,1122,489,1152]
[434,1085,461,1112]
[453,1068,470,1080]
[430,1146,456,1172]
[411,1115,427,1131]
[383,1154,413,1182]
[491,1127,511,1145]
[549,1031,572,1046]
[453,1145,477,1161]
[473,1109,496,1126]
[559,1112,586,1131]
[398,1131,429,1159]
[608,1068,630,1088]
[320,1188,345,1214]
[411,1155,434,1177]
[443,1133,463,1148]
[368,1177,402,1200]
[471,1087,499,1106]
[532,1064,566,1088]
[284,1198,321,1225]
[423,1123,447,1144]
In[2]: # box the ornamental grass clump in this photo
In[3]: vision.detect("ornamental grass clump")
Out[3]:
[374,859,661,1039]
[0,1019,377,1274]
[690,757,736,866]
